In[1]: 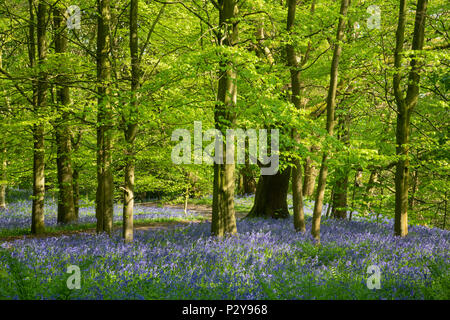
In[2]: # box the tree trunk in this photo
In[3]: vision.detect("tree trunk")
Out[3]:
[393,0,428,237]
[311,0,350,243]
[123,0,140,243]
[302,151,317,197]
[0,50,6,210]
[96,0,114,235]
[409,168,418,210]
[239,162,256,195]
[211,0,239,237]
[331,113,350,219]
[73,167,80,218]
[31,0,47,235]
[54,7,76,224]
[286,0,306,231]
[364,169,378,214]
[246,168,291,219]
[0,146,6,209]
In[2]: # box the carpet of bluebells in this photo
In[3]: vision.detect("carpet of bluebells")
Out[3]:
[0,197,449,299]
[0,199,204,233]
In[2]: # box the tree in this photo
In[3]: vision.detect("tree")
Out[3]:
[53,5,76,224]
[31,0,47,235]
[393,0,428,236]
[286,0,307,231]
[331,112,350,219]
[311,0,350,243]
[0,46,6,210]
[211,0,238,237]
[247,168,291,219]
[122,0,140,243]
[96,0,114,235]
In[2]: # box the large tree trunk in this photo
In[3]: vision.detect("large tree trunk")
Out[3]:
[331,113,350,219]
[286,0,306,231]
[311,0,350,243]
[246,168,291,219]
[31,0,47,235]
[393,0,428,237]
[96,0,114,235]
[123,0,140,243]
[54,7,76,224]
[211,0,239,237]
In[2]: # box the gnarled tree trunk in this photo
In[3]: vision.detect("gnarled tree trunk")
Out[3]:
[247,168,291,219]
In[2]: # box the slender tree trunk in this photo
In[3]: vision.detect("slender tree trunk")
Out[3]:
[96,0,114,235]
[0,50,6,210]
[331,113,350,219]
[286,0,306,232]
[123,0,140,243]
[211,0,238,237]
[443,192,447,229]
[302,151,317,197]
[54,7,76,224]
[393,0,428,237]
[31,0,47,235]
[0,145,6,209]
[409,168,418,210]
[349,169,362,220]
[311,0,350,243]
[247,168,291,219]
[326,186,334,218]
[73,167,80,218]
[364,169,378,214]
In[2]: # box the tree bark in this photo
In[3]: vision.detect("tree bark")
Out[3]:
[0,50,6,210]
[364,169,378,214]
[331,113,350,219]
[54,7,76,224]
[393,0,428,237]
[0,145,6,209]
[73,167,80,218]
[286,0,306,231]
[247,168,291,219]
[96,0,114,235]
[31,0,47,235]
[409,168,418,210]
[311,0,350,243]
[238,162,256,195]
[302,151,317,197]
[123,0,140,243]
[211,0,238,237]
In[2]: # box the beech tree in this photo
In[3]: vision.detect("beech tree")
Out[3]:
[31,0,47,235]
[96,0,114,234]
[311,0,350,243]
[211,0,238,237]
[53,5,76,224]
[393,0,428,237]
